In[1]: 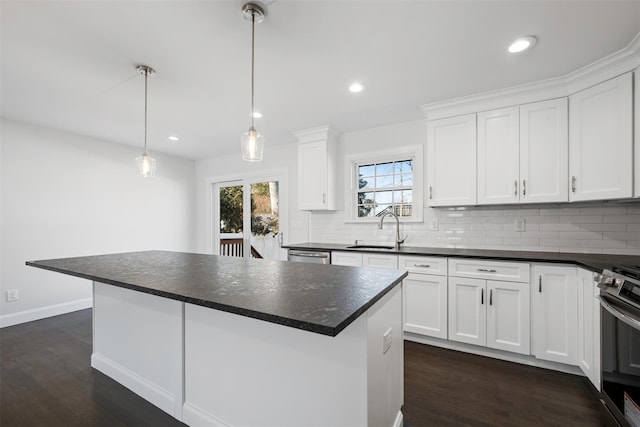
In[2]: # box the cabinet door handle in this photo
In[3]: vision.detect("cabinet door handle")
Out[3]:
[323,193,326,204]
[514,180,518,197]
[477,268,497,273]
[522,180,526,197]
[538,276,542,293]
[571,176,576,193]
[481,288,484,305]
[429,186,433,200]
[489,289,493,306]
[413,264,431,268]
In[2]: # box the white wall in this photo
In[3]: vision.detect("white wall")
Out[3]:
[0,119,196,327]
[310,120,640,256]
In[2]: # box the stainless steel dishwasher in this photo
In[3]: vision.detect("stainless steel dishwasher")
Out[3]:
[287,249,331,265]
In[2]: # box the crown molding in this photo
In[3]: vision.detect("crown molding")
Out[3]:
[422,32,640,121]
[292,124,341,144]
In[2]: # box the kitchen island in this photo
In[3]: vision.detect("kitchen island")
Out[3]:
[27,251,407,427]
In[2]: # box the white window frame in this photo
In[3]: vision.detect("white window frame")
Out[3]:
[345,145,424,223]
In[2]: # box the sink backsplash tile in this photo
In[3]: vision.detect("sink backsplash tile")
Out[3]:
[309,202,640,255]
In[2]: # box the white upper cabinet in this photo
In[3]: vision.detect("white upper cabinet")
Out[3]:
[427,114,477,206]
[477,100,568,205]
[520,98,569,203]
[295,125,341,210]
[569,73,633,201]
[477,107,520,205]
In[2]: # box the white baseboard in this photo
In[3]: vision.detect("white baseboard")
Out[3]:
[91,352,176,417]
[0,297,92,328]
[183,402,232,427]
[404,332,583,376]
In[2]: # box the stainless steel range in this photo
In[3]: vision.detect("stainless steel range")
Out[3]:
[596,265,640,427]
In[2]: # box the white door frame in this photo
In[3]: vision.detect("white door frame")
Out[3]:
[206,168,289,260]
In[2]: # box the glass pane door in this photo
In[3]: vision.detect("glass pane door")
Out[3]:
[250,181,280,260]
[216,179,284,260]
[218,183,244,257]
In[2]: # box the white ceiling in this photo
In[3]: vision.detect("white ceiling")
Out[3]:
[2,0,639,160]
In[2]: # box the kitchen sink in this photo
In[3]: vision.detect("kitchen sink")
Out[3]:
[346,244,395,250]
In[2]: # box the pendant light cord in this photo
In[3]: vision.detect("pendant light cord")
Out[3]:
[144,69,149,154]
[250,11,255,129]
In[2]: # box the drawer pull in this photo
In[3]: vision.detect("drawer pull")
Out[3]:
[413,264,431,268]
[477,268,497,273]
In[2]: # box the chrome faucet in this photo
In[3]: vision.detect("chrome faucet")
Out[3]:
[378,211,407,249]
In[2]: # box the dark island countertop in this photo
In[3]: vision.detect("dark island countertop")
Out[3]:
[26,250,407,337]
[283,242,639,273]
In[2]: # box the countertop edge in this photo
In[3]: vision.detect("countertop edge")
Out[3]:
[283,243,638,273]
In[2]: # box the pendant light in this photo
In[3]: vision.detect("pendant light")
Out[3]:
[240,2,265,162]
[135,65,156,177]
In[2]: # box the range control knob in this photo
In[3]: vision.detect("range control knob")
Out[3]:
[613,278,624,288]
[594,273,604,283]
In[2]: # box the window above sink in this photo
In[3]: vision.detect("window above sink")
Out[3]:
[345,145,424,223]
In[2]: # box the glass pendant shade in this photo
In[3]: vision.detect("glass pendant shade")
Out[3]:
[241,126,264,162]
[136,153,156,177]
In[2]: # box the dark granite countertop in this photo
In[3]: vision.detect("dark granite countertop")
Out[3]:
[26,250,406,337]
[283,242,639,273]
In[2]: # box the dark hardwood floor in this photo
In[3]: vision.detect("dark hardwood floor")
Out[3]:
[1,309,603,426]
[403,340,603,427]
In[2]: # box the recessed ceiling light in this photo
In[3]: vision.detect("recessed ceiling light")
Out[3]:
[168,136,180,141]
[508,36,537,53]
[349,82,364,93]
[251,111,263,119]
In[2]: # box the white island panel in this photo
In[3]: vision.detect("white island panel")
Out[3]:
[184,285,403,427]
[91,282,183,418]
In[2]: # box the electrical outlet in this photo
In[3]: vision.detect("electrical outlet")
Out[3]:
[6,289,19,302]
[382,328,392,354]
[514,218,526,232]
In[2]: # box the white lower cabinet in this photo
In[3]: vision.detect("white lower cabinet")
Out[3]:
[400,256,448,339]
[531,264,578,365]
[448,276,530,355]
[331,251,399,269]
[329,251,596,377]
[331,251,363,267]
[447,258,531,355]
[448,277,486,346]
[577,268,601,391]
[363,253,398,269]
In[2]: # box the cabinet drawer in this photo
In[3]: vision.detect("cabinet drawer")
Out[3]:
[399,256,447,276]
[363,253,398,270]
[448,258,530,283]
[331,251,363,267]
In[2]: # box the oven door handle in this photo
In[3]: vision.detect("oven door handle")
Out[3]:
[599,295,640,330]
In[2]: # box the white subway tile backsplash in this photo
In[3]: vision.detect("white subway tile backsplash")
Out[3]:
[540,207,581,216]
[557,215,603,224]
[581,223,627,232]
[605,215,640,224]
[309,201,640,255]
[540,223,582,231]
[603,231,640,241]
